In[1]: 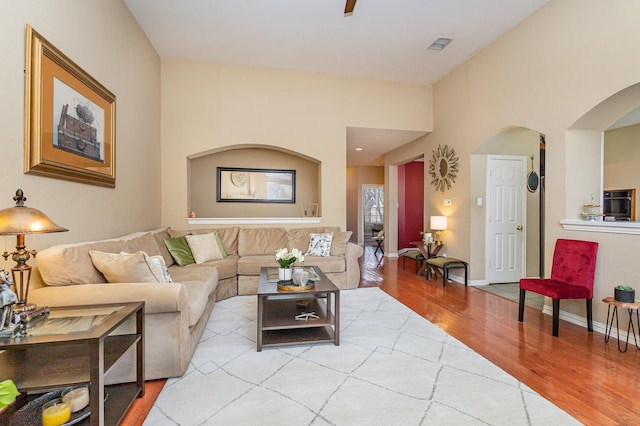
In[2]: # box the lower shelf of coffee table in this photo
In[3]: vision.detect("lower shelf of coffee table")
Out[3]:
[262,298,333,329]
[261,326,335,348]
[260,298,337,348]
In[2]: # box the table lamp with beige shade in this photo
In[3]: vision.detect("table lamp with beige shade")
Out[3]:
[430,215,448,245]
[0,189,68,313]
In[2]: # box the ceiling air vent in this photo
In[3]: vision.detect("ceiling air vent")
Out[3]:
[428,37,453,51]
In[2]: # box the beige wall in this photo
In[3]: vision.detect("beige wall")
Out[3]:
[189,147,319,217]
[160,60,432,230]
[428,0,640,324]
[0,1,161,252]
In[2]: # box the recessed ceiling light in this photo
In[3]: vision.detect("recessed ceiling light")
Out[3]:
[428,37,453,51]
[355,147,363,151]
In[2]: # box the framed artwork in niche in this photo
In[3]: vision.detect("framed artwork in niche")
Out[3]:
[217,167,296,203]
[24,25,116,188]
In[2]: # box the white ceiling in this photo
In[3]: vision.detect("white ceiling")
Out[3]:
[124,0,549,166]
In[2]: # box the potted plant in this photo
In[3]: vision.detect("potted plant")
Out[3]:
[275,248,304,282]
[614,285,635,303]
[0,379,20,415]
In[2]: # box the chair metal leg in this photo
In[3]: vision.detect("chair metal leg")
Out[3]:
[518,289,526,322]
[586,299,593,332]
[552,299,560,337]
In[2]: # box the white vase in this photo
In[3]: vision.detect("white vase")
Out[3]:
[278,267,292,281]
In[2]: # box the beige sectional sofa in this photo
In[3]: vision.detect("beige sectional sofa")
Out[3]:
[29,225,362,381]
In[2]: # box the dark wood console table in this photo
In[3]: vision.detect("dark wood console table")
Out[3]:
[0,302,145,425]
[410,240,444,275]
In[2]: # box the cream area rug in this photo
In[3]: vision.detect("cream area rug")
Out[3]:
[145,287,579,425]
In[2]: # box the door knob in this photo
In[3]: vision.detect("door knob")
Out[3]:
[516,225,523,231]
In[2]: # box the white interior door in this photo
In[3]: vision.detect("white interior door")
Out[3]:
[486,156,527,283]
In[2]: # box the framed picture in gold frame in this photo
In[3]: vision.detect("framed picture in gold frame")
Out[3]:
[24,25,116,188]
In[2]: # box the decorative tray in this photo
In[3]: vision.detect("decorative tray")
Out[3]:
[277,282,316,292]
[11,387,91,426]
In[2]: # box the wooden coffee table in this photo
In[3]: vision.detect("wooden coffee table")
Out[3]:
[257,266,340,351]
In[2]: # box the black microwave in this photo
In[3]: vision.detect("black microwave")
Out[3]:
[603,189,635,221]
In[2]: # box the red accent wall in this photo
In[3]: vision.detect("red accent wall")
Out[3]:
[397,162,424,250]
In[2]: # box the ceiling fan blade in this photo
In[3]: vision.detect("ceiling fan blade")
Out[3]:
[344,0,357,16]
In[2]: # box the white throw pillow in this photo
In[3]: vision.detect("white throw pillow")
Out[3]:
[185,233,224,264]
[306,232,334,257]
[89,251,172,283]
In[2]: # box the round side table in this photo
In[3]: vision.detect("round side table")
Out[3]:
[602,296,640,352]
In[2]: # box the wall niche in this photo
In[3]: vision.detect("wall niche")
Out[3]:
[188,146,320,219]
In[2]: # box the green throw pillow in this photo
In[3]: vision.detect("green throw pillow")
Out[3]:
[213,230,227,257]
[163,236,195,266]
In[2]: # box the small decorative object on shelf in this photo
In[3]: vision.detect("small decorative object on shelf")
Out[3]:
[302,203,319,218]
[420,231,433,243]
[278,267,292,282]
[275,248,304,283]
[295,311,319,321]
[0,379,20,414]
[0,280,20,338]
[62,386,89,413]
[614,285,635,303]
[42,398,71,426]
[292,268,310,285]
[581,193,603,221]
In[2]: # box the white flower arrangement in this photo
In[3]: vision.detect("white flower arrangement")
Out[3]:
[275,248,304,268]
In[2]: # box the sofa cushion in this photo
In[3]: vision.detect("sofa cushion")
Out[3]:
[169,264,218,327]
[237,255,345,275]
[306,232,334,257]
[89,250,172,283]
[213,231,227,257]
[201,255,238,280]
[330,231,353,257]
[163,236,195,266]
[297,256,346,273]
[126,233,163,258]
[238,228,287,256]
[185,233,224,264]
[237,255,279,275]
[37,239,128,286]
[151,227,175,267]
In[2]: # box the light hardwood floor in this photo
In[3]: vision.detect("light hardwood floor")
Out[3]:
[124,245,640,425]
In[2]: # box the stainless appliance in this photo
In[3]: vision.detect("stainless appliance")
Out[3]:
[603,189,635,221]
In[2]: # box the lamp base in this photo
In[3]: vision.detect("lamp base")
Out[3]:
[13,302,36,314]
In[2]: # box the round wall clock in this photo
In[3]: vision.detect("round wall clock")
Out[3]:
[428,144,459,192]
[230,171,247,187]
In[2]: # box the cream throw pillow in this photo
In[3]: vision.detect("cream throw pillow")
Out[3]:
[185,233,224,264]
[89,251,172,283]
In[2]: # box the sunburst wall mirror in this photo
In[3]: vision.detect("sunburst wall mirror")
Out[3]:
[428,144,459,192]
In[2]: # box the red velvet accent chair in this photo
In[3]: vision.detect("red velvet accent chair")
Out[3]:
[519,238,599,337]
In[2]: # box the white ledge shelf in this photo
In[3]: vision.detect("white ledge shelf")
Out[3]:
[560,219,640,235]
[187,217,322,225]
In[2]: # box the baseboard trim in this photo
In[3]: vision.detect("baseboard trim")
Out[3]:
[541,305,614,338]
